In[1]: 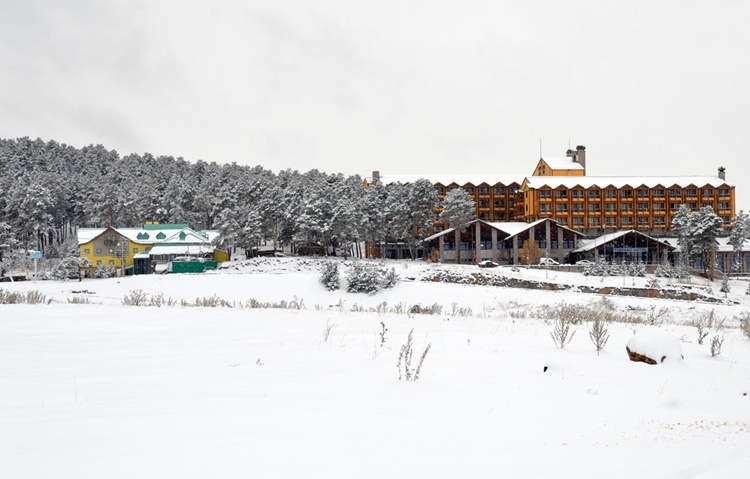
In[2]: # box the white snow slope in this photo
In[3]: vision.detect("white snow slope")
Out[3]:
[1,257,749,479]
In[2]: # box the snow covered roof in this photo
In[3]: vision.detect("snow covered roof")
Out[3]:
[77,228,106,245]
[78,225,217,246]
[148,245,215,256]
[524,176,732,190]
[423,219,584,243]
[540,157,584,171]
[572,230,674,253]
[381,174,525,187]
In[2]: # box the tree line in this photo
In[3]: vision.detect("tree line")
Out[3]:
[0,136,439,263]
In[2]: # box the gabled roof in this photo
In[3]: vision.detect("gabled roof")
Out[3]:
[539,157,584,171]
[423,218,585,243]
[78,225,216,246]
[381,174,525,187]
[572,230,675,253]
[523,176,732,190]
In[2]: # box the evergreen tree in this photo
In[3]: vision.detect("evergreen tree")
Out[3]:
[729,210,749,272]
[440,188,476,264]
[671,204,692,273]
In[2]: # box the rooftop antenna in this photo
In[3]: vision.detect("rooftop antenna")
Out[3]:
[539,138,542,158]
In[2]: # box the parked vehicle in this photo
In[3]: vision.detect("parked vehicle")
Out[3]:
[539,257,559,266]
[478,260,499,268]
[575,259,595,266]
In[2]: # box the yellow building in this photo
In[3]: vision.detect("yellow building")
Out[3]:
[78,223,227,276]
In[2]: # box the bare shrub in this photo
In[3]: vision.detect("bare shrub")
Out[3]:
[692,310,717,345]
[122,289,148,306]
[67,297,91,304]
[379,321,388,346]
[710,334,725,357]
[397,329,431,381]
[737,311,750,341]
[24,290,48,304]
[588,316,610,356]
[646,306,670,326]
[550,304,577,349]
[323,320,336,342]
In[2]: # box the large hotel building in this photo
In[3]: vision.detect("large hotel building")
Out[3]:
[382,145,736,236]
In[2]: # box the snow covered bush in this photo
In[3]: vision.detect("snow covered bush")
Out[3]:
[319,261,340,291]
[96,264,118,279]
[738,311,750,341]
[347,263,381,294]
[49,257,91,280]
[654,264,686,278]
[382,267,398,289]
[710,334,724,357]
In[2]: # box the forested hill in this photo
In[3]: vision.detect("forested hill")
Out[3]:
[0,137,436,256]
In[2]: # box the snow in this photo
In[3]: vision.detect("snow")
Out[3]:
[2,257,750,478]
[627,326,685,364]
[524,175,732,190]
[382,173,525,187]
[541,156,585,170]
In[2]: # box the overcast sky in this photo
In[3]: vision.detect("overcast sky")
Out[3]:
[2,0,749,209]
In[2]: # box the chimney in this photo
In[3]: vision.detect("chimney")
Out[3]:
[372,170,380,181]
[575,145,586,172]
[718,166,726,181]
[566,149,576,161]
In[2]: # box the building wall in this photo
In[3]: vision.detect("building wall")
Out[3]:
[79,228,151,272]
[522,182,735,235]
[434,181,523,226]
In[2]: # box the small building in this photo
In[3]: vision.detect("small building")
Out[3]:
[78,223,228,276]
[423,218,585,265]
[571,230,675,266]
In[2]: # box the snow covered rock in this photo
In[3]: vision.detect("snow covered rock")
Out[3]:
[626,326,684,365]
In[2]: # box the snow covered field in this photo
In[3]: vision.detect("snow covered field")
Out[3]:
[2,258,750,478]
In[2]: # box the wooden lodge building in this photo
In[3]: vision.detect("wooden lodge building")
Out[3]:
[376,145,736,264]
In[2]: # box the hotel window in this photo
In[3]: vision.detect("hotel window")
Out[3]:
[540,189,551,198]
[669,188,681,196]
[95,248,102,255]
[718,188,730,196]
[494,199,505,208]
[702,189,713,196]
[478,200,490,208]
[464,187,474,195]
[493,187,505,195]
[573,217,584,226]
[588,203,601,212]
[622,217,633,225]
[620,203,632,211]
[494,212,505,221]
[653,189,665,197]
[653,203,665,211]
[435,187,445,194]
[637,203,649,211]
[605,217,616,226]
[540,204,551,212]
[557,217,568,225]
[104,234,117,246]
[605,203,616,212]
[572,203,584,212]
[84,248,90,254]
[589,217,600,227]
[478,187,489,195]
[702,203,713,209]
[508,200,515,207]
[588,189,600,198]
[637,189,649,197]
[654,217,665,226]
[556,190,568,199]
[572,189,584,198]
[670,203,682,211]
[556,204,568,212]
[638,217,649,226]
[96,260,103,266]
[686,189,697,197]
[719,202,731,211]
[605,189,616,198]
